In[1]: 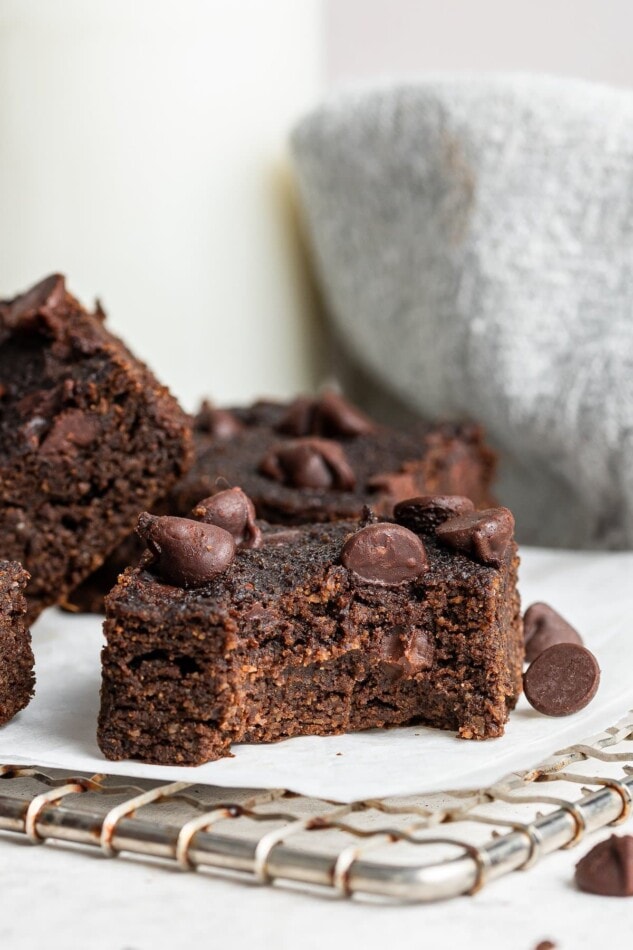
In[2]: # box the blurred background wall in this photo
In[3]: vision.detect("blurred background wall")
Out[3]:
[326,0,633,88]
[1,1,631,411]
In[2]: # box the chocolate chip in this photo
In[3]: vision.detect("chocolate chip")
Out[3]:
[381,626,434,675]
[39,409,100,456]
[341,523,428,586]
[523,602,583,663]
[191,487,262,549]
[435,507,514,567]
[195,401,243,439]
[137,513,236,588]
[0,274,66,325]
[523,642,600,716]
[277,391,375,438]
[259,438,356,490]
[394,495,475,533]
[575,835,633,897]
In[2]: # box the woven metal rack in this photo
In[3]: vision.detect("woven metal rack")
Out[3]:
[1,710,632,903]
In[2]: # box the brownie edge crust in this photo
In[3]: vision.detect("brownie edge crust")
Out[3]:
[98,499,523,766]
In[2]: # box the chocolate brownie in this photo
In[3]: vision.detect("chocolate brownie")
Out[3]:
[0,561,35,726]
[70,392,495,612]
[0,275,193,619]
[97,490,522,765]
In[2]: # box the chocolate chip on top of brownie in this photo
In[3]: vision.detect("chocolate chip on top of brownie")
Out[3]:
[69,391,496,612]
[98,491,522,766]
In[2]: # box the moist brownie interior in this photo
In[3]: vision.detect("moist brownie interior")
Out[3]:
[0,275,193,618]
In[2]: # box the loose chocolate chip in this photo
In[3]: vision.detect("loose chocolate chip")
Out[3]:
[394,495,475,533]
[435,507,514,567]
[137,513,236,588]
[195,401,244,439]
[341,522,428,586]
[523,602,583,663]
[575,835,633,897]
[523,642,600,716]
[0,274,66,325]
[277,391,375,438]
[259,438,356,491]
[191,487,262,549]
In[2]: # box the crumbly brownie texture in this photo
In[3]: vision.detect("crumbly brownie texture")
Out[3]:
[0,275,193,619]
[98,493,522,766]
[0,561,35,726]
[69,393,495,612]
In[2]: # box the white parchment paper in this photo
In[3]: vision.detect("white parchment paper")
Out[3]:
[1,547,632,802]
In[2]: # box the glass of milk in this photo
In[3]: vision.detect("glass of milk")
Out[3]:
[0,0,323,408]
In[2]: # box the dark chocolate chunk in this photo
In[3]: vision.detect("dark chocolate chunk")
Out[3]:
[366,470,419,500]
[259,438,356,490]
[341,522,428,586]
[394,494,475,533]
[191,487,262,549]
[436,506,514,567]
[195,401,243,439]
[277,391,375,438]
[523,602,583,663]
[137,513,235,588]
[523,642,600,716]
[0,273,66,325]
[575,835,633,897]
[380,626,434,676]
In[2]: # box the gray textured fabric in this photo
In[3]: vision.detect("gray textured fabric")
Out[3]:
[291,75,633,549]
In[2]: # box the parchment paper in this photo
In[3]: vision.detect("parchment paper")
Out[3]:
[1,547,631,802]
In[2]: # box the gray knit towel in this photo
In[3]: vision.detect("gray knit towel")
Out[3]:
[291,75,633,549]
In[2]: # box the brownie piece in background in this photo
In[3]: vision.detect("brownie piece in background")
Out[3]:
[0,275,193,619]
[0,561,35,726]
[98,491,521,766]
[70,392,495,612]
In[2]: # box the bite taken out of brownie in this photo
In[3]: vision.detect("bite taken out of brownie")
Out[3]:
[0,275,194,620]
[97,489,522,766]
[0,561,35,726]
[69,391,496,612]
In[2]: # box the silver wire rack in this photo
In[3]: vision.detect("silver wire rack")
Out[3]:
[1,710,632,903]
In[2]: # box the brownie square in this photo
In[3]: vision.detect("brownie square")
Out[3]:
[0,275,193,619]
[0,561,35,726]
[98,495,522,766]
[69,393,495,612]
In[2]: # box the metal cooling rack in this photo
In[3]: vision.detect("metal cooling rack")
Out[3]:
[1,710,632,903]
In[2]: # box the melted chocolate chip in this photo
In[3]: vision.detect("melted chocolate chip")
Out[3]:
[523,602,583,663]
[0,274,66,325]
[435,507,514,567]
[195,401,244,439]
[277,391,375,438]
[191,487,262,548]
[394,495,475,533]
[259,438,356,491]
[341,523,428,586]
[523,642,600,716]
[575,835,633,897]
[380,626,434,676]
[137,513,235,588]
